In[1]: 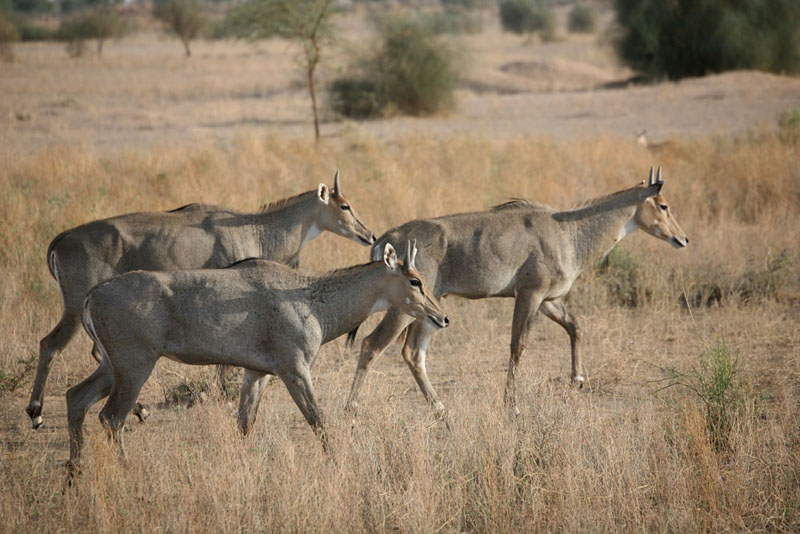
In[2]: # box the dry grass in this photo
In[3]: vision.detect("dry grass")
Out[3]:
[1,128,799,532]
[1,13,799,532]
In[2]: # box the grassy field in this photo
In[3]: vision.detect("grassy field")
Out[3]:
[1,10,800,533]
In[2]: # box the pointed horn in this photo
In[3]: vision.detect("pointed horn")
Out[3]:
[410,239,418,269]
[332,169,341,198]
[648,166,655,186]
[656,166,663,184]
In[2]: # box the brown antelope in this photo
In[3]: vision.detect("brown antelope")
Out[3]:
[28,171,375,429]
[66,243,448,471]
[635,130,677,153]
[345,167,688,415]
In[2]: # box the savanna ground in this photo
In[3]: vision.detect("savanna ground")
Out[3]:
[1,6,800,532]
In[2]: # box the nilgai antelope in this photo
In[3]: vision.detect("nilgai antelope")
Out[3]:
[346,167,688,415]
[29,171,375,429]
[635,130,676,152]
[66,243,449,471]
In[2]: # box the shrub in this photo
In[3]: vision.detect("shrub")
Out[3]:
[777,107,800,143]
[57,8,126,57]
[329,78,385,119]
[660,337,758,452]
[598,246,646,307]
[332,16,459,118]
[613,0,800,80]
[499,0,556,41]
[567,2,595,33]
[15,18,55,41]
[420,7,482,35]
[0,11,18,62]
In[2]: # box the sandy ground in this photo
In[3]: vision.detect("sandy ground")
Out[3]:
[2,17,799,154]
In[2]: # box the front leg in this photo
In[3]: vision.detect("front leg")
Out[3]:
[401,320,446,414]
[540,299,584,386]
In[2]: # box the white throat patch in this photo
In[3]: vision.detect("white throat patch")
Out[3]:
[301,222,322,248]
[616,217,639,242]
[369,298,390,314]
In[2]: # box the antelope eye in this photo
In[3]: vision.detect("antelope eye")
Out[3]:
[410,279,422,288]
[659,204,668,211]
[340,204,351,211]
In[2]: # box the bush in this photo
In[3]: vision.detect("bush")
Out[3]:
[567,2,595,33]
[0,11,18,62]
[777,107,800,143]
[57,8,126,57]
[499,0,556,40]
[614,0,800,80]
[329,78,385,119]
[15,18,55,41]
[420,7,482,35]
[331,16,459,118]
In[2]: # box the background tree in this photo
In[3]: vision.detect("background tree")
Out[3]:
[614,0,800,79]
[226,0,336,143]
[154,0,205,58]
[57,7,125,57]
[0,10,18,62]
[567,2,595,33]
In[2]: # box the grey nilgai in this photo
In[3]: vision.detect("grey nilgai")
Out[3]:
[345,167,688,415]
[28,171,375,429]
[66,242,448,471]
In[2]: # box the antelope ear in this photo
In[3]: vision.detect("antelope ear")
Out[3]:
[317,183,330,204]
[383,243,398,271]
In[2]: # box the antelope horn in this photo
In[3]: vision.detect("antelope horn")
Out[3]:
[410,239,418,269]
[332,169,341,198]
[648,166,655,186]
[656,166,663,184]
[403,240,413,270]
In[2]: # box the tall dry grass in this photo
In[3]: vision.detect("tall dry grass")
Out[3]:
[1,131,799,532]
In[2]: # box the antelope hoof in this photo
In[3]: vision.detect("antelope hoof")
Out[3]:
[133,403,150,423]
[26,403,45,429]
[64,460,81,487]
[572,375,585,389]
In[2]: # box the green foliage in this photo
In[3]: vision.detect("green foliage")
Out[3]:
[154,0,206,57]
[659,337,757,452]
[329,78,385,119]
[419,7,482,35]
[598,246,645,307]
[57,8,126,57]
[0,10,17,62]
[499,0,556,40]
[777,107,800,143]
[567,2,595,33]
[331,15,460,118]
[8,0,52,14]
[15,18,55,41]
[613,0,800,80]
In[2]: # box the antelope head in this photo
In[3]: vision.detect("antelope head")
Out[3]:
[382,241,449,329]
[635,167,689,249]
[316,170,376,246]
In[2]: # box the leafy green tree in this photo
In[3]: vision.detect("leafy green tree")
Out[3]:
[614,0,800,79]
[567,2,595,33]
[154,0,205,57]
[0,10,18,62]
[227,0,336,142]
[57,7,125,57]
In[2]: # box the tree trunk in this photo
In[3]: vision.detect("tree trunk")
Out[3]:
[182,37,191,58]
[97,39,104,57]
[307,61,320,143]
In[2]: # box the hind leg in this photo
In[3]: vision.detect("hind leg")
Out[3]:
[345,309,414,414]
[237,369,274,435]
[98,357,157,461]
[66,360,115,473]
[28,309,82,429]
